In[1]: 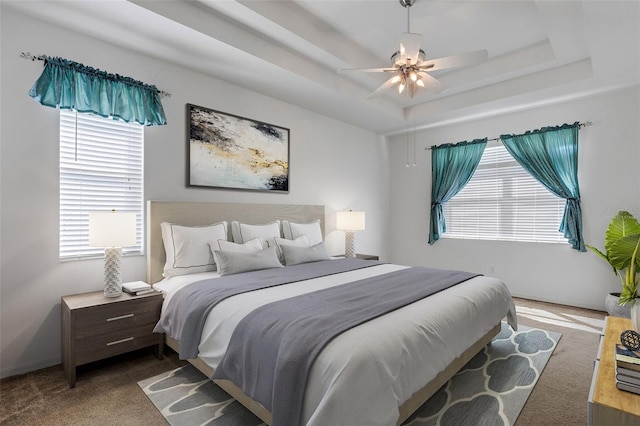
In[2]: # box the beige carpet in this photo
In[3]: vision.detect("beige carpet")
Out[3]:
[0,297,605,426]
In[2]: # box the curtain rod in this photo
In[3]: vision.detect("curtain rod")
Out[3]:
[20,52,172,98]
[424,121,593,150]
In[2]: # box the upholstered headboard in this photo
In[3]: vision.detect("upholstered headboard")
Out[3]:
[146,201,325,284]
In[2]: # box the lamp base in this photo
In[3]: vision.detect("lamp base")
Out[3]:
[103,247,123,298]
[345,231,356,258]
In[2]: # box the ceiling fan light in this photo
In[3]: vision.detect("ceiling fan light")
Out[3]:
[416,79,425,87]
[391,75,401,84]
[409,71,417,81]
[398,83,405,94]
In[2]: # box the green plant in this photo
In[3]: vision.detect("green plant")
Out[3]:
[586,211,640,305]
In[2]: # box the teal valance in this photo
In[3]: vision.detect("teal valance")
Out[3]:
[28,56,167,126]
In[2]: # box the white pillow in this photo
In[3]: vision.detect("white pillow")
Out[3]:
[273,234,309,264]
[231,221,281,246]
[282,220,323,246]
[161,222,228,277]
[208,237,265,273]
[214,246,283,276]
[281,242,330,266]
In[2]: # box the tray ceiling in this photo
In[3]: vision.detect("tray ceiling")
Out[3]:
[6,0,640,135]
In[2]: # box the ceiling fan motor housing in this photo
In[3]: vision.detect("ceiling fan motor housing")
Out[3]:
[399,0,416,8]
[391,49,426,66]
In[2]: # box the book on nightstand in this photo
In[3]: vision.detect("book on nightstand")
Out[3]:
[616,372,640,387]
[615,343,640,394]
[616,380,640,395]
[617,365,640,379]
[122,281,154,296]
[617,360,640,372]
[615,345,640,371]
[616,344,640,365]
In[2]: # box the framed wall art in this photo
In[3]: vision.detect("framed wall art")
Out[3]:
[187,104,290,192]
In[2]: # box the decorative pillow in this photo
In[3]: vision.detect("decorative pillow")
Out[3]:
[213,237,265,252]
[208,237,265,273]
[273,234,310,264]
[281,242,330,266]
[214,246,283,276]
[231,221,281,247]
[161,221,228,277]
[282,220,323,246]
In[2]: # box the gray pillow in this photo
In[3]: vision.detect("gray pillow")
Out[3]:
[214,246,283,276]
[281,242,330,266]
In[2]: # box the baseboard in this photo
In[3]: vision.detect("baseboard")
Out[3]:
[511,292,605,313]
[0,357,60,380]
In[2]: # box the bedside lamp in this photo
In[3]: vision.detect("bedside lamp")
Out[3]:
[336,210,365,258]
[89,210,137,298]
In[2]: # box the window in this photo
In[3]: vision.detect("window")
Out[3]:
[59,110,144,259]
[442,142,566,243]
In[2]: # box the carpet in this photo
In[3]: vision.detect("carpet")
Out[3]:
[138,323,560,426]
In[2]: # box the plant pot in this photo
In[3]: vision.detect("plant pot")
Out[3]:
[605,292,632,318]
[632,300,640,332]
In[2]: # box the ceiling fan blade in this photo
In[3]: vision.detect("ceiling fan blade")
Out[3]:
[418,72,447,94]
[366,76,399,99]
[399,32,422,65]
[420,49,488,72]
[338,67,397,74]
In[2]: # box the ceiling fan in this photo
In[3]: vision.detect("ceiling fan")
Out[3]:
[338,0,488,98]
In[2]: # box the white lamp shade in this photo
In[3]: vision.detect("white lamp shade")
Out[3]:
[336,210,365,231]
[89,211,137,248]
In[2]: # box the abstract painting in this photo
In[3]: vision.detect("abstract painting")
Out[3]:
[188,104,289,192]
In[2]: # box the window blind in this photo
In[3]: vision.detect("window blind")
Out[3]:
[59,110,144,259]
[442,143,567,243]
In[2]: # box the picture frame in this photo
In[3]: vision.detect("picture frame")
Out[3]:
[187,104,290,192]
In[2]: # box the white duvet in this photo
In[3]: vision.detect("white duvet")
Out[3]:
[156,264,517,426]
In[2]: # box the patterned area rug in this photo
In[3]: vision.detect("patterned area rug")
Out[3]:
[139,323,560,426]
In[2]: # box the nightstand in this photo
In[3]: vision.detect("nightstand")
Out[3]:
[61,290,164,388]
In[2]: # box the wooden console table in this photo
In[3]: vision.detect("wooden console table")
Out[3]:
[588,316,640,425]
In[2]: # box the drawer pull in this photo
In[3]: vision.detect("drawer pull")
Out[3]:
[106,313,134,322]
[106,337,134,346]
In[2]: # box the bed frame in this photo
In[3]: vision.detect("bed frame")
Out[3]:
[147,200,499,426]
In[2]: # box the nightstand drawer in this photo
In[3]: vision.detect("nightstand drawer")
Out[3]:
[75,297,161,334]
[75,324,161,365]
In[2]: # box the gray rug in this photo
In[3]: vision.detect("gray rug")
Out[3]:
[139,323,560,426]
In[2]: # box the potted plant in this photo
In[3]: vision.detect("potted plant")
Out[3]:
[586,211,640,326]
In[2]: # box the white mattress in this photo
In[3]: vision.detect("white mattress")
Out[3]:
[157,264,517,426]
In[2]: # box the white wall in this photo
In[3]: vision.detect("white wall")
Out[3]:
[388,87,640,311]
[0,7,390,378]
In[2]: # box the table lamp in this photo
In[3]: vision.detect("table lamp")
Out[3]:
[336,210,365,258]
[89,210,137,298]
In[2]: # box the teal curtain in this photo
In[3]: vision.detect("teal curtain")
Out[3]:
[429,138,487,244]
[501,122,584,251]
[28,56,166,126]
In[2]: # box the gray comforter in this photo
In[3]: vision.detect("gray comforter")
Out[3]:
[154,258,383,359]
[212,264,478,426]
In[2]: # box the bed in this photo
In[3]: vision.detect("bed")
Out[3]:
[147,201,517,426]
